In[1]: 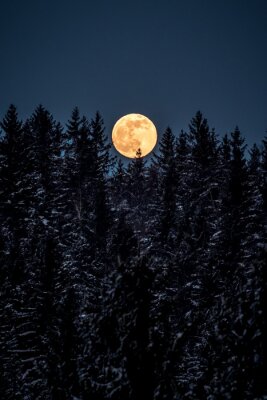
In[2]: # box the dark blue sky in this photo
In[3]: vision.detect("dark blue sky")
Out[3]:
[1,0,267,148]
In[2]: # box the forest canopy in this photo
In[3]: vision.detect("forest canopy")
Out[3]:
[0,105,266,399]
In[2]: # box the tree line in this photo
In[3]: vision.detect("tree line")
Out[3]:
[0,104,266,399]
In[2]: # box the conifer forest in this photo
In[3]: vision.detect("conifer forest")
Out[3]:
[0,104,266,400]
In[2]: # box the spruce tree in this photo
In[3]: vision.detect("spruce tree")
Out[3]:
[90,112,112,251]
[0,104,25,281]
[152,127,177,245]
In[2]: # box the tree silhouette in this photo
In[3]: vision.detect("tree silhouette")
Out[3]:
[0,105,266,399]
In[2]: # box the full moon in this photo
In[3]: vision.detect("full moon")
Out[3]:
[112,113,157,158]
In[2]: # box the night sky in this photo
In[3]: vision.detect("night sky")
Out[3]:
[1,0,267,147]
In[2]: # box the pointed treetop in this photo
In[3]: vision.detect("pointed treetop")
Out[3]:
[155,126,175,163]
[136,148,142,158]
[230,127,247,157]
[189,111,218,168]
[189,111,209,136]
[0,104,22,133]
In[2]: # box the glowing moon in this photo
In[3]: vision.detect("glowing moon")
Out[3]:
[112,113,157,158]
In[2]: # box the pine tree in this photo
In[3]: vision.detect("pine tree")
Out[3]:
[0,104,25,282]
[1,106,66,399]
[189,111,218,169]
[151,127,178,247]
[0,105,28,398]
[90,112,112,251]
[175,113,221,397]
[174,130,191,252]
